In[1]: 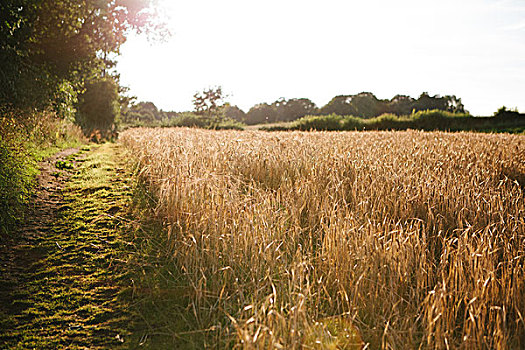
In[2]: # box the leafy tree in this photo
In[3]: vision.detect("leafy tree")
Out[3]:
[121,101,166,123]
[443,95,466,113]
[193,86,225,116]
[494,106,523,119]
[319,95,357,116]
[273,98,318,122]
[76,77,119,131]
[319,92,466,118]
[413,92,448,112]
[222,103,246,122]
[350,92,387,118]
[411,93,465,114]
[246,103,277,125]
[0,0,164,113]
[388,94,415,115]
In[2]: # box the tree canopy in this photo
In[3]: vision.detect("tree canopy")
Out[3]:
[319,92,466,120]
[193,86,226,116]
[76,77,120,131]
[125,90,469,127]
[0,0,163,120]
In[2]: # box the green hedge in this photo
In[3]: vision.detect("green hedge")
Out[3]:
[263,110,525,132]
[122,112,245,130]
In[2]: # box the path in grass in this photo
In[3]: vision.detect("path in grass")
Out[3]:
[0,143,135,349]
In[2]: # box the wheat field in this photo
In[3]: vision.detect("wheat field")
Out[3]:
[120,128,525,349]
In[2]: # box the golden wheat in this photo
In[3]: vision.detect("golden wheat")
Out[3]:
[120,128,525,349]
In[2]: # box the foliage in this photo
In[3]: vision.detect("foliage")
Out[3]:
[122,101,163,124]
[318,95,356,116]
[0,143,136,348]
[120,100,246,130]
[273,97,318,122]
[121,128,525,348]
[282,114,345,131]
[122,92,472,129]
[0,122,36,236]
[52,81,78,122]
[193,86,225,116]
[264,109,525,132]
[318,92,466,119]
[245,98,318,125]
[222,103,246,122]
[76,77,120,133]
[0,111,84,237]
[0,0,158,234]
[0,0,163,113]
[162,113,244,130]
[245,102,275,124]
[494,106,525,119]
[242,92,465,125]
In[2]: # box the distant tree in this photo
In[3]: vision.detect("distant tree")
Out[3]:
[246,103,277,124]
[222,103,246,122]
[494,106,523,119]
[350,92,387,118]
[245,92,468,122]
[443,95,466,113]
[388,94,415,115]
[413,92,448,112]
[137,102,161,119]
[411,93,467,114]
[319,95,357,116]
[193,86,225,116]
[122,101,163,123]
[273,98,318,122]
[319,93,385,118]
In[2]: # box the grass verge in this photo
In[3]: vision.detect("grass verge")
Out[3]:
[0,143,136,349]
[0,112,85,238]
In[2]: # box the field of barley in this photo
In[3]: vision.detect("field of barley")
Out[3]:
[120,128,525,349]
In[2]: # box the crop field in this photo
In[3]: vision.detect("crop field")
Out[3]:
[120,128,525,349]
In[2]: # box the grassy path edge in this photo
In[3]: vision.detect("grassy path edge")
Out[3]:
[0,143,137,349]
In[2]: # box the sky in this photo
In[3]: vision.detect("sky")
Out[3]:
[116,0,525,115]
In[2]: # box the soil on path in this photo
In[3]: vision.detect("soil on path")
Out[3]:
[0,144,135,349]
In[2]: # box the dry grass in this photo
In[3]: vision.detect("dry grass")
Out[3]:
[120,128,525,349]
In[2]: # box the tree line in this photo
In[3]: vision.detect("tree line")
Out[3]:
[239,92,466,125]
[123,90,467,126]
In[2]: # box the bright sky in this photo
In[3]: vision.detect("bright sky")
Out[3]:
[116,0,525,116]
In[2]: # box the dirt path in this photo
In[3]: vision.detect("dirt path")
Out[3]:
[0,144,135,349]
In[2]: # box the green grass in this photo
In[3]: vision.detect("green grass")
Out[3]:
[0,143,137,348]
[122,176,216,349]
[0,113,84,238]
[0,133,38,236]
